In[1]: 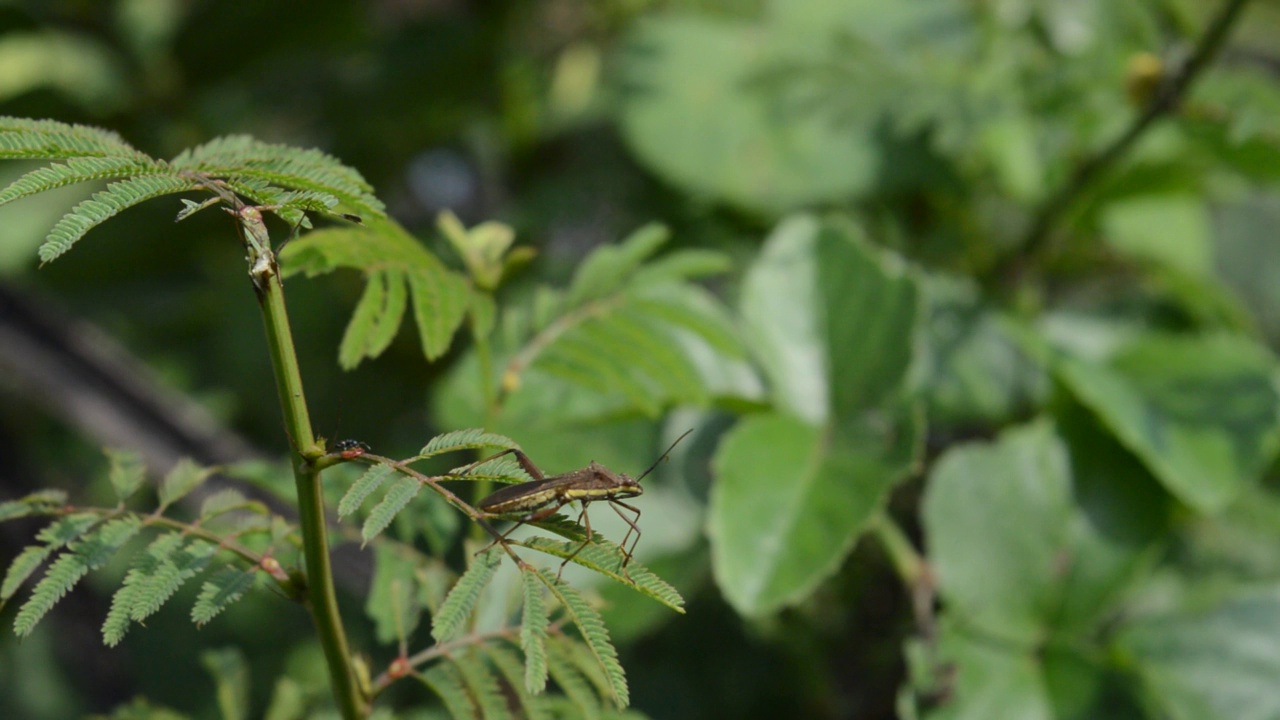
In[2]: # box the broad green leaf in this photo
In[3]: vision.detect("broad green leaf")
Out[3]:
[924,418,1168,646]
[439,210,527,291]
[924,421,1074,645]
[1100,194,1211,277]
[903,624,1054,720]
[713,214,922,614]
[407,264,470,362]
[618,15,876,214]
[709,410,920,615]
[919,275,1047,425]
[0,31,129,113]
[740,215,919,424]
[1213,193,1280,343]
[365,543,420,644]
[1055,332,1280,513]
[1117,586,1280,720]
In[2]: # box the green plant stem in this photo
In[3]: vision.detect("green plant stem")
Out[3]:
[1000,0,1253,283]
[251,243,366,719]
[870,513,937,642]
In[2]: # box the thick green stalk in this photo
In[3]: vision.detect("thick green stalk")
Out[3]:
[241,209,366,719]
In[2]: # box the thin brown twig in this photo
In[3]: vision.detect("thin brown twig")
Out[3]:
[998,0,1254,284]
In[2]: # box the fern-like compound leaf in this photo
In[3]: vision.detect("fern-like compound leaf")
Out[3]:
[337,463,396,520]
[170,134,383,217]
[0,155,164,207]
[545,642,602,720]
[0,489,68,522]
[535,569,628,707]
[103,531,181,644]
[192,567,259,626]
[565,223,669,309]
[432,548,501,642]
[13,553,90,637]
[39,175,201,263]
[34,512,100,545]
[279,219,472,366]
[421,664,477,720]
[446,455,531,484]
[338,271,407,370]
[453,651,512,720]
[0,117,148,160]
[360,476,421,545]
[485,644,552,720]
[129,538,217,623]
[419,428,521,459]
[14,517,140,637]
[519,567,550,693]
[406,266,470,361]
[516,535,685,613]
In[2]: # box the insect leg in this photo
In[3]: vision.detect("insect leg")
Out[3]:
[557,501,595,581]
[475,501,568,555]
[608,500,643,568]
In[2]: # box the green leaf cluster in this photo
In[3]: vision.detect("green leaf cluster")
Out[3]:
[1,453,291,647]
[417,558,636,717]
[0,116,386,263]
[280,216,471,365]
[488,222,750,419]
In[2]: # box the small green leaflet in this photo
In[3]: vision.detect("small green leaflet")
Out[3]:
[432,548,501,642]
[106,449,147,502]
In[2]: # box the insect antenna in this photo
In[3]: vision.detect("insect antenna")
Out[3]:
[634,429,694,483]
